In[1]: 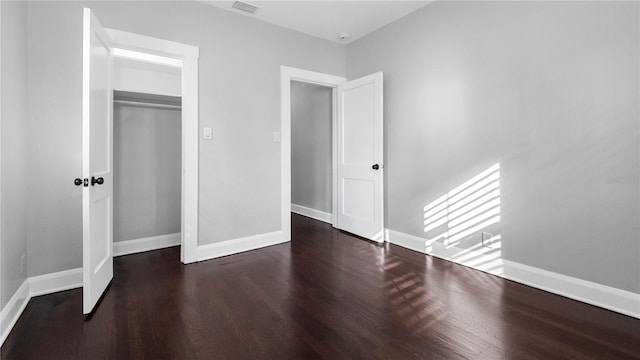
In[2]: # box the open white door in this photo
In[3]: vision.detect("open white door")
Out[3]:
[336,72,384,241]
[82,8,114,314]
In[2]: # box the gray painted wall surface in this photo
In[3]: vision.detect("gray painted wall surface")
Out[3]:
[114,104,181,242]
[1,0,28,308]
[291,82,333,214]
[113,58,182,97]
[347,1,639,292]
[26,1,346,276]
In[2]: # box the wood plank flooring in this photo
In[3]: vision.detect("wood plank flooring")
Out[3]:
[2,214,639,359]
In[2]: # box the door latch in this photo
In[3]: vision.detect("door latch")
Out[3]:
[74,178,89,187]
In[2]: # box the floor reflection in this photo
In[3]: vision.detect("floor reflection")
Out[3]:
[3,214,637,360]
[382,254,449,334]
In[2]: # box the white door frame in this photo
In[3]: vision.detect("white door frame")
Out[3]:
[105,29,200,264]
[280,66,346,241]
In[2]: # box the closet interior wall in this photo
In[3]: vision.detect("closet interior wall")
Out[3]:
[113,91,182,243]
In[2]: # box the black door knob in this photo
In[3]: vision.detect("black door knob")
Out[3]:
[74,178,83,186]
[91,176,104,186]
[372,164,380,170]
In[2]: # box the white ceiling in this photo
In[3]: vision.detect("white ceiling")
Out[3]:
[201,1,433,44]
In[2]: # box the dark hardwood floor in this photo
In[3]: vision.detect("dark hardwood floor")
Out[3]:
[2,214,639,359]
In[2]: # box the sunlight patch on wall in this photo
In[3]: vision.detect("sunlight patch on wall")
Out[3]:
[422,163,503,274]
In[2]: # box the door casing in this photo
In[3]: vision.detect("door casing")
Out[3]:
[104,28,200,264]
[281,67,385,242]
[280,66,345,241]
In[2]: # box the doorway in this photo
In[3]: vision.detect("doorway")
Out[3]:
[103,27,200,264]
[280,67,344,242]
[290,81,334,224]
[113,90,182,255]
[280,66,385,243]
[81,7,199,314]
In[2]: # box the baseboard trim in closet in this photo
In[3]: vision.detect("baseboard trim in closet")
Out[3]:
[291,204,333,224]
[114,233,181,257]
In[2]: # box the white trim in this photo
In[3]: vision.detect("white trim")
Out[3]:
[112,48,182,67]
[29,268,83,298]
[1,268,83,346]
[387,229,427,254]
[180,42,200,265]
[197,231,285,262]
[0,3,3,345]
[113,233,181,257]
[105,29,199,60]
[331,85,339,229]
[281,66,346,242]
[387,230,640,319]
[105,28,200,264]
[501,260,640,319]
[0,281,29,346]
[291,204,333,224]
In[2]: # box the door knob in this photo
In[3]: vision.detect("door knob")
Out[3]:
[372,164,380,170]
[91,176,104,186]
[75,178,89,187]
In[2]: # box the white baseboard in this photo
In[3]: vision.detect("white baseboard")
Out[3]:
[387,229,426,253]
[29,268,83,297]
[291,204,333,224]
[114,233,181,257]
[1,267,83,346]
[0,280,30,346]
[387,229,640,319]
[197,230,286,262]
[500,260,640,319]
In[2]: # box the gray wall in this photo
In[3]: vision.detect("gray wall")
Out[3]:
[291,82,333,214]
[114,104,181,242]
[113,57,182,96]
[26,1,346,277]
[347,1,639,292]
[1,0,28,308]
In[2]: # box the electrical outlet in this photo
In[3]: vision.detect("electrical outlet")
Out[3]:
[20,254,26,274]
[482,232,494,248]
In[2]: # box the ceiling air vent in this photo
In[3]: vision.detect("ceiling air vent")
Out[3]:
[232,1,259,14]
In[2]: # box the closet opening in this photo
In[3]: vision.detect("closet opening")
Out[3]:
[113,91,182,254]
[111,48,184,257]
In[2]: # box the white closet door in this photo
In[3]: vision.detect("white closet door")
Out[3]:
[82,7,114,314]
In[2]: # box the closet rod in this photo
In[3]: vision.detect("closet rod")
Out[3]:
[114,99,182,110]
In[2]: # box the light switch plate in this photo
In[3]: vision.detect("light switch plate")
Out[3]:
[273,131,281,143]
[203,127,212,140]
